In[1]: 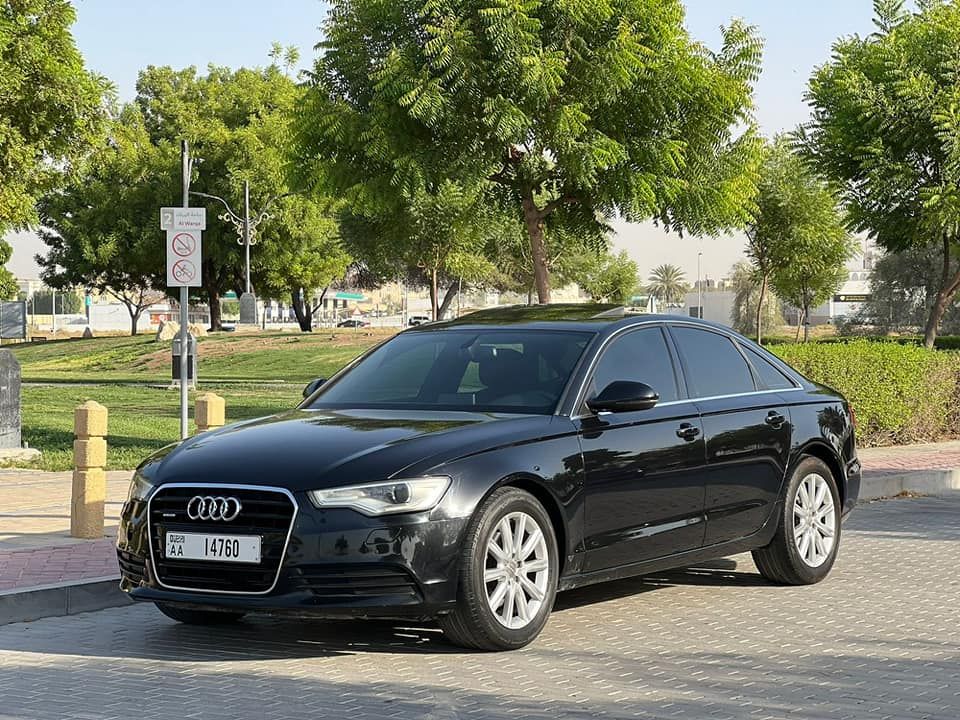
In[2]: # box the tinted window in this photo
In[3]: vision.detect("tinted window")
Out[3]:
[308,330,591,414]
[589,327,679,402]
[671,327,755,398]
[743,345,796,390]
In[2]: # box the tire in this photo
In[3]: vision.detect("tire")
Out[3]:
[752,456,842,585]
[155,602,245,625]
[439,487,559,651]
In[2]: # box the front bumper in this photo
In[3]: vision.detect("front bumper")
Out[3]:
[117,483,467,619]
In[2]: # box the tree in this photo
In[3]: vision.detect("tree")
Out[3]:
[23,288,83,315]
[803,0,960,347]
[0,0,106,233]
[746,138,848,343]
[852,245,960,334]
[647,264,688,306]
[297,0,764,304]
[0,240,16,299]
[573,250,639,304]
[729,260,783,337]
[38,106,175,335]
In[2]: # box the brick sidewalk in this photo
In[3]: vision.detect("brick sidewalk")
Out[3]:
[2,442,959,595]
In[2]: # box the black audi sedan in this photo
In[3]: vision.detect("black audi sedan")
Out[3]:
[118,305,860,650]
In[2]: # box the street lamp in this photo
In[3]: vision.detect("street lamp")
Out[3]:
[697,251,703,320]
[190,180,290,324]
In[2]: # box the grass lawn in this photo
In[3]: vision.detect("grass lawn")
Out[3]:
[9,329,393,383]
[5,329,392,472]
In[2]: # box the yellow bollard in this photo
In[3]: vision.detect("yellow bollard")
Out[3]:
[195,393,226,433]
[71,401,108,539]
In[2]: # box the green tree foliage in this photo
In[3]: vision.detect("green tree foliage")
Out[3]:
[646,264,688,306]
[23,288,82,315]
[38,106,175,335]
[0,0,106,233]
[0,239,16,299]
[38,59,345,332]
[803,0,960,347]
[571,250,638,304]
[296,0,764,304]
[728,260,783,338]
[746,138,851,343]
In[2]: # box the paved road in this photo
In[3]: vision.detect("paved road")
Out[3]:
[1,495,958,720]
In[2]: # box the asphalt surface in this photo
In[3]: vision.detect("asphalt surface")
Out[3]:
[1,494,958,720]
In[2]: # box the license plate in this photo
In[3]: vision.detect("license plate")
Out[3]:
[165,532,261,564]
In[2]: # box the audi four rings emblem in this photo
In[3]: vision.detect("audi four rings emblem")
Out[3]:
[186,495,242,522]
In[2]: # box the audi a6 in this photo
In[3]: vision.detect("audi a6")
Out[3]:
[117,305,860,650]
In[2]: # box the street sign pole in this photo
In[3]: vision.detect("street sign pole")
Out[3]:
[179,140,190,440]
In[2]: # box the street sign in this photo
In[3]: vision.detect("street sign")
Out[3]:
[834,293,871,303]
[166,229,203,287]
[160,207,206,231]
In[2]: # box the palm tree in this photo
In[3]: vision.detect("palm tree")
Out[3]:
[647,264,689,306]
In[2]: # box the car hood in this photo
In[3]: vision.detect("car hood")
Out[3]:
[139,408,561,491]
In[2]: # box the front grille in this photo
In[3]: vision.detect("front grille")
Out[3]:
[149,486,296,593]
[289,564,421,602]
[117,550,146,585]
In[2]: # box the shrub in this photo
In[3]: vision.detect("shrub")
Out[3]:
[770,340,960,446]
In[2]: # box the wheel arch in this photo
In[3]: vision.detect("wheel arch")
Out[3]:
[795,441,846,506]
[483,472,569,577]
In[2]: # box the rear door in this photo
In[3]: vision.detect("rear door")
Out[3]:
[576,325,708,571]
[667,325,793,547]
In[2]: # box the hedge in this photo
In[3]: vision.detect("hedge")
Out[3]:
[770,340,960,447]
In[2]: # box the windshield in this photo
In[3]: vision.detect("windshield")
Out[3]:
[307,329,593,414]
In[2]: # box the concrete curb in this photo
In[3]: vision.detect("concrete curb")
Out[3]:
[0,576,130,627]
[859,468,960,501]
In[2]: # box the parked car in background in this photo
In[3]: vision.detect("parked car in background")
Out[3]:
[408,315,431,326]
[118,304,860,651]
[337,319,369,328]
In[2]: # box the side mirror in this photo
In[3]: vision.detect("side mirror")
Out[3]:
[587,381,659,414]
[302,378,326,398]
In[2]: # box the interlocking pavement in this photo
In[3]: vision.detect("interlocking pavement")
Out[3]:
[0,494,957,720]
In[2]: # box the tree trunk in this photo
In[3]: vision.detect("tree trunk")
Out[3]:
[794,308,804,343]
[522,193,551,304]
[802,301,810,343]
[430,267,439,321]
[924,235,960,349]
[208,287,222,331]
[130,308,142,336]
[755,274,768,345]
[291,289,312,332]
[437,282,458,320]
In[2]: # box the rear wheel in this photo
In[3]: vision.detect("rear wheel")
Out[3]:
[439,487,558,651]
[753,456,841,585]
[155,602,245,625]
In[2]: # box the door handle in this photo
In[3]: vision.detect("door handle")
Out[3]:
[765,411,786,427]
[676,423,700,441]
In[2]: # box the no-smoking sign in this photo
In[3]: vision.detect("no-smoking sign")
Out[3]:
[166,227,202,287]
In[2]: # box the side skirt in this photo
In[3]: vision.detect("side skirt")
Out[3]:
[557,502,781,593]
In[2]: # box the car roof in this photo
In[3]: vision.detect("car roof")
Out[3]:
[413,303,736,336]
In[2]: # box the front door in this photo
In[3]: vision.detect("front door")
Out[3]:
[577,326,707,572]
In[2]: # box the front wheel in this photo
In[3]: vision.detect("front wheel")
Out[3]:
[155,602,245,625]
[753,456,841,585]
[439,487,559,651]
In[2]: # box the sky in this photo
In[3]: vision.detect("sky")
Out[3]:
[8,0,878,281]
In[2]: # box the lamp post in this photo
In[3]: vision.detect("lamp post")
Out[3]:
[190,181,289,324]
[697,251,703,320]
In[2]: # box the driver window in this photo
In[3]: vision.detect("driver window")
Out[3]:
[589,327,679,403]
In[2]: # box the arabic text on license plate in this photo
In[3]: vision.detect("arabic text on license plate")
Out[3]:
[165,532,261,564]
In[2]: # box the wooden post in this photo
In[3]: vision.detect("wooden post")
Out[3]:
[71,401,108,539]
[195,393,225,433]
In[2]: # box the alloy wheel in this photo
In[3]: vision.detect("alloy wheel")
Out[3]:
[484,511,550,629]
[792,473,836,568]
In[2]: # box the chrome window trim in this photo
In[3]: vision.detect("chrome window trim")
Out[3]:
[567,319,806,417]
[146,482,299,597]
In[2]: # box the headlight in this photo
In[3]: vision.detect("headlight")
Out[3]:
[307,477,451,516]
[127,473,155,503]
